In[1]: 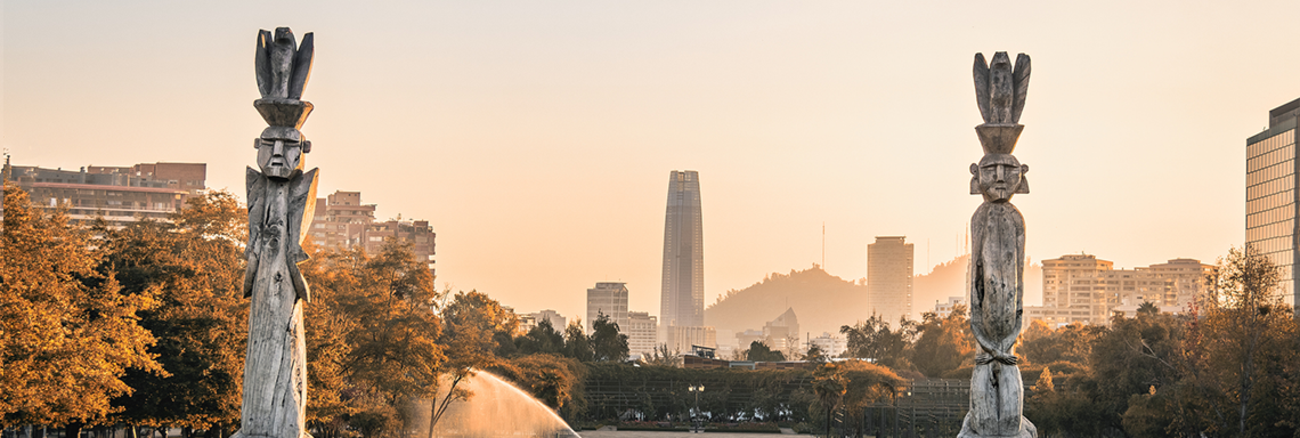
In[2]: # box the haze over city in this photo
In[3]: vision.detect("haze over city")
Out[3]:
[6,0,1296,323]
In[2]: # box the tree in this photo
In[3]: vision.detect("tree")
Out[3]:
[1086,307,1185,436]
[802,344,828,364]
[0,185,162,428]
[428,290,515,436]
[563,321,594,362]
[590,312,629,362]
[489,354,587,419]
[840,314,915,369]
[910,305,973,377]
[515,319,565,356]
[745,340,786,362]
[811,364,847,438]
[1019,321,1102,367]
[836,360,905,438]
[642,344,681,367]
[101,191,248,433]
[303,239,445,437]
[1184,246,1300,437]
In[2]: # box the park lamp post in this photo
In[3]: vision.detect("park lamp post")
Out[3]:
[688,384,705,433]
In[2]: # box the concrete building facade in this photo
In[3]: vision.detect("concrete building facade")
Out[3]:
[307,190,435,276]
[1029,254,1211,327]
[6,162,205,227]
[867,236,914,324]
[586,282,630,335]
[1246,98,1300,308]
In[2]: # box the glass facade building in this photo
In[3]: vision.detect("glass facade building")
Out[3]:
[1246,98,1300,308]
[660,170,705,335]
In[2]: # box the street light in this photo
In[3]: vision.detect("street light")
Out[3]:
[687,385,705,433]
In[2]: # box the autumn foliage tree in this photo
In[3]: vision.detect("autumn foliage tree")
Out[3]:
[427,290,516,435]
[910,305,974,378]
[100,191,248,434]
[302,240,445,438]
[0,185,162,429]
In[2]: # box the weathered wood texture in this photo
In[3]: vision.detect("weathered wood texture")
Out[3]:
[237,171,316,438]
[236,26,318,438]
[961,52,1037,438]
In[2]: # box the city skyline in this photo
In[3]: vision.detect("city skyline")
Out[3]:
[6,1,1296,323]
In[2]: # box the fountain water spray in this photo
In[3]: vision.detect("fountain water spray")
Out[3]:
[413,371,580,438]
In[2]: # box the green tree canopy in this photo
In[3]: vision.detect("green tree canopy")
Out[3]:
[745,340,786,362]
[563,321,594,363]
[840,314,915,369]
[590,312,629,363]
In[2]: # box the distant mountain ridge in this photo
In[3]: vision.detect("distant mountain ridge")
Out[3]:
[705,257,1042,346]
[704,266,869,345]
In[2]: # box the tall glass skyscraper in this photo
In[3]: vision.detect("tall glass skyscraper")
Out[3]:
[1246,98,1299,308]
[660,170,704,334]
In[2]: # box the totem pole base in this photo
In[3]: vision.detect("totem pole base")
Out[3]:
[230,431,313,438]
[956,414,1037,438]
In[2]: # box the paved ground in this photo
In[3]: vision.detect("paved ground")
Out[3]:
[578,430,813,438]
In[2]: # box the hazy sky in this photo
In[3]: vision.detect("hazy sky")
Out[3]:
[6,1,1298,322]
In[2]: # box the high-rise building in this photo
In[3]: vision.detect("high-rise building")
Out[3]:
[1145,259,1215,310]
[867,236,914,324]
[626,311,658,357]
[1029,254,1211,326]
[1246,98,1300,308]
[660,170,705,337]
[1037,254,1115,325]
[6,162,205,228]
[307,190,436,276]
[586,282,629,335]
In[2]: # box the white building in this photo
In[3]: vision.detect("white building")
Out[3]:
[809,332,847,358]
[935,296,965,318]
[626,311,658,357]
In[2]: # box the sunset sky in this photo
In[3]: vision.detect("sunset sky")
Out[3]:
[6,1,1299,322]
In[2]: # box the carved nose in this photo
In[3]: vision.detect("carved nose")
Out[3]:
[995,166,1005,182]
[272,141,284,157]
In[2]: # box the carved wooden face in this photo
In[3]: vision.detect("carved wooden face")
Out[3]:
[256,138,304,179]
[972,154,1027,203]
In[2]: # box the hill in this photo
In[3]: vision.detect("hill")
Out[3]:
[705,257,1044,346]
[704,265,869,345]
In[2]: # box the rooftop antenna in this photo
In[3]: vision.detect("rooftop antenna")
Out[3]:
[821,222,826,269]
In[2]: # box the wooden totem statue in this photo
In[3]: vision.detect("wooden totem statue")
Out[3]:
[234,27,318,438]
[961,52,1037,438]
